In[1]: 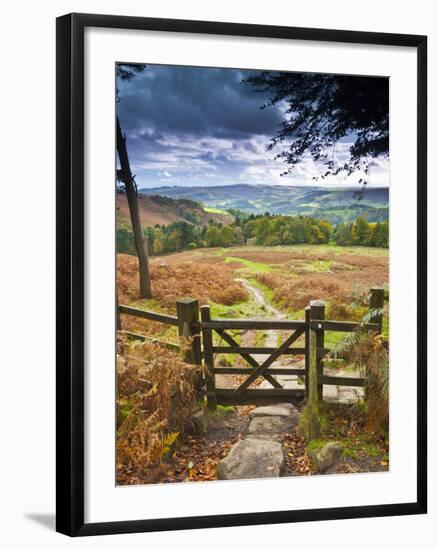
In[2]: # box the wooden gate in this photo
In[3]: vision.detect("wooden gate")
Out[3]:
[201,306,307,407]
[118,288,384,411]
[198,288,384,409]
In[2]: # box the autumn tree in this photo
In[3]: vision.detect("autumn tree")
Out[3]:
[352,216,370,245]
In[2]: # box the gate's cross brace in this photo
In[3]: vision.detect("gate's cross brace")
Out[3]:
[232,328,305,396]
[215,329,282,389]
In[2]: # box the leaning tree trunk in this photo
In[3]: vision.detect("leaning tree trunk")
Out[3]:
[116,117,152,299]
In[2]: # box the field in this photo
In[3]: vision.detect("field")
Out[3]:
[118,244,388,341]
[117,243,389,485]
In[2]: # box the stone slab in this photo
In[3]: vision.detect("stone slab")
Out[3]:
[250,403,298,419]
[248,414,298,438]
[216,438,285,480]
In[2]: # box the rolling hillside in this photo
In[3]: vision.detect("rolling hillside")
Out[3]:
[116,192,233,229]
[139,184,389,223]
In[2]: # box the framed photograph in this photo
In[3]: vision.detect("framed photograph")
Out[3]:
[56,13,427,536]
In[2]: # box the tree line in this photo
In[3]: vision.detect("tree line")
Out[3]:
[117,219,245,256]
[242,213,388,248]
[117,214,388,257]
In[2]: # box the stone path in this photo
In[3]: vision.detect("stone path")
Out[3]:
[216,403,299,480]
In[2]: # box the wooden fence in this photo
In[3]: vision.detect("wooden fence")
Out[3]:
[118,287,385,410]
[119,299,202,363]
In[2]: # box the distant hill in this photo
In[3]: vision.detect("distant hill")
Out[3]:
[138,184,389,223]
[116,192,233,229]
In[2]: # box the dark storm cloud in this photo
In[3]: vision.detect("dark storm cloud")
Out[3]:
[117,65,283,141]
[116,64,389,188]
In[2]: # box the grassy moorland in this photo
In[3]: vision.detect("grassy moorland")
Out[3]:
[118,244,388,343]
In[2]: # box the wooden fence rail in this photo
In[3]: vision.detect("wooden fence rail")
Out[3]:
[310,320,380,332]
[212,346,310,355]
[307,287,384,403]
[118,287,385,409]
[119,304,178,326]
[201,319,305,330]
[119,299,203,397]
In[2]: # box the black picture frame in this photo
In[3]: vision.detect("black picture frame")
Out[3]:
[56,12,427,537]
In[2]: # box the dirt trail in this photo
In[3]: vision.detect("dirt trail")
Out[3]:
[234,278,285,352]
[234,277,363,403]
[214,277,303,393]
[235,278,283,319]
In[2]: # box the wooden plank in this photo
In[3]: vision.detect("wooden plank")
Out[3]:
[122,330,146,341]
[310,320,379,332]
[217,388,305,397]
[216,388,305,406]
[216,330,282,389]
[119,305,178,326]
[203,319,306,330]
[212,346,307,355]
[318,375,365,387]
[232,328,305,396]
[214,367,305,375]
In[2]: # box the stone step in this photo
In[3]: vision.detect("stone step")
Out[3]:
[216,402,299,480]
[216,438,286,480]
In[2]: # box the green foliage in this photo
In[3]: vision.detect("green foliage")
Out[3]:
[241,212,386,249]
[340,433,385,461]
[118,211,388,258]
[334,218,388,248]
[333,222,353,246]
[306,438,328,454]
[352,216,370,245]
[244,214,333,246]
[204,223,237,247]
[224,256,272,273]
[117,228,136,255]
[330,330,389,431]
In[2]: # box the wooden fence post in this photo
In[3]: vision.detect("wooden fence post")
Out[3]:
[307,319,321,440]
[369,287,385,333]
[176,298,201,364]
[116,291,121,331]
[304,306,311,397]
[200,305,217,411]
[176,299,203,398]
[310,300,325,401]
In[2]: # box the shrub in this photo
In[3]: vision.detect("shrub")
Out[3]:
[326,301,365,322]
[348,284,370,307]
[116,228,136,255]
[255,272,344,312]
[331,330,389,432]
[117,254,248,306]
[116,335,200,484]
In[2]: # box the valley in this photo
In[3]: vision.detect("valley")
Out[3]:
[139,184,389,223]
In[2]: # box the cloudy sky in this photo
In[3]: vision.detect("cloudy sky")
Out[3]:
[116,64,389,189]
